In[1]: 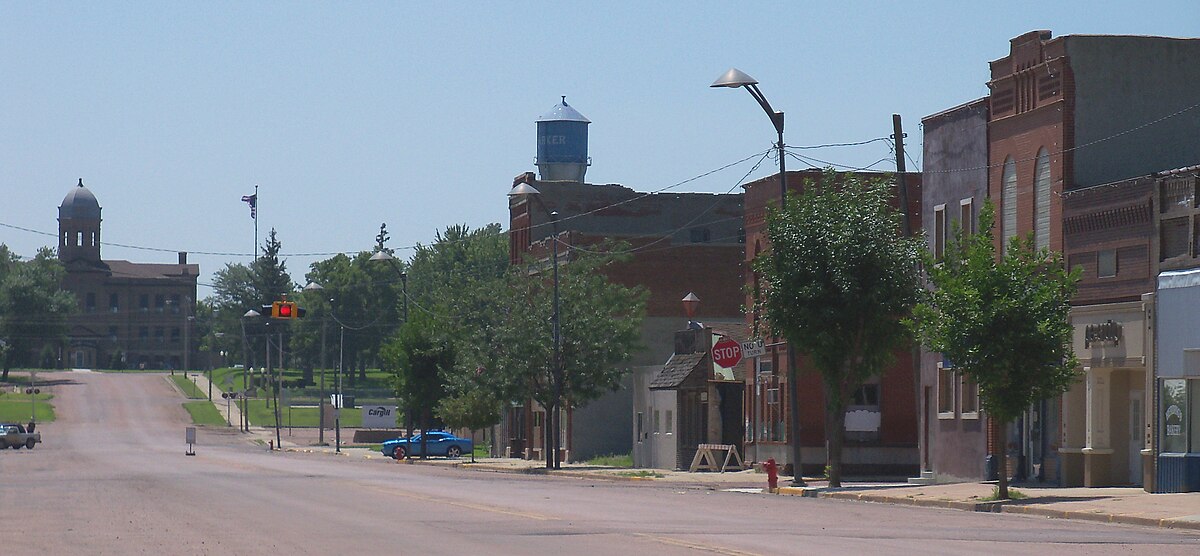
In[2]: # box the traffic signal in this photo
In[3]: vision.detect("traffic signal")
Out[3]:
[267,300,306,319]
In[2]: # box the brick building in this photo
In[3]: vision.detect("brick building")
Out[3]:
[742,169,921,476]
[989,31,1200,488]
[57,180,198,370]
[506,171,745,463]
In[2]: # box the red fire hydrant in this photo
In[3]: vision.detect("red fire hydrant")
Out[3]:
[764,458,779,492]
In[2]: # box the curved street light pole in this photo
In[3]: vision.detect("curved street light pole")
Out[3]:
[508,183,564,470]
[713,68,804,486]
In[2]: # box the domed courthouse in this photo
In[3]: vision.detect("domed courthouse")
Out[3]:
[57,179,198,370]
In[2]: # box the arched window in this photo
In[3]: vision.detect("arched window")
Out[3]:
[1033,148,1051,250]
[1002,157,1018,250]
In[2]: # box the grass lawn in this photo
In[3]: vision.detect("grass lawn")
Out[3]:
[586,453,634,468]
[0,392,55,423]
[171,375,207,399]
[183,401,227,426]
[243,400,363,428]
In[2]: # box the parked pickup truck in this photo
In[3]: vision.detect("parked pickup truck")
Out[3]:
[0,423,41,450]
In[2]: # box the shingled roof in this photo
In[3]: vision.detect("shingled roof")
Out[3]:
[649,352,706,390]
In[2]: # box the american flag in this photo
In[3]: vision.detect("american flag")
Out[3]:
[241,194,257,219]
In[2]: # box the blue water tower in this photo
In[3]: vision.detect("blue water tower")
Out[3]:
[536,96,591,182]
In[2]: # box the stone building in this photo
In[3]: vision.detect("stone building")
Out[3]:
[57,179,198,370]
[918,98,990,483]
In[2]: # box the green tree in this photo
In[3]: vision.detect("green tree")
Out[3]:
[436,388,502,462]
[0,246,76,379]
[381,315,452,459]
[911,202,1078,499]
[752,171,923,487]
[487,244,647,469]
[205,229,298,379]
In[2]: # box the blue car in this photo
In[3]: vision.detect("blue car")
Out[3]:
[381,431,473,459]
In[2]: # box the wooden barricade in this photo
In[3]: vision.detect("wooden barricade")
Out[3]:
[688,443,746,473]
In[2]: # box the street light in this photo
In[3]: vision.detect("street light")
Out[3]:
[369,250,412,450]
[712,67,805,486]
[368,251,408,324]
[303,282,330,446]
[507,182,563,470]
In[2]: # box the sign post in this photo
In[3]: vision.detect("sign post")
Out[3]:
[185,426,196,456]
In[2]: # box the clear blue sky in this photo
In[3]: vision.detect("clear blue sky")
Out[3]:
[2,1,1196,297]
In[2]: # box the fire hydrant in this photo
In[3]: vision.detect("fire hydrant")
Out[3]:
[764,458,779,492]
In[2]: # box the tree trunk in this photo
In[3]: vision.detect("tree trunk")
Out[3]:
[824,394,847,488]
[992,416,1009,499]
[544,402,555,470]
[405,409,414,460]
[420,407,429,460]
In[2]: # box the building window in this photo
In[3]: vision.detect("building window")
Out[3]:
[1162,218,1189,261]
[76,231,83,246]
[960,198,975,236]
[653,410,661,434]
[938,363,956,418]
[109,293,119,313]
[155,295,165,313]
[690,227,711,243]
[755,359,785,442]
[636,412,643,443]
[1033,148,1051,250]
[154,327,164,344]
[1002,157,1018,251]
[1098,250,1117,278]
[960,373,979,417]
[138,326,149,340]
[108,326,118,342]
[665,410,673,434]
[170,294,181,314]
[170,327,181,343]
[850,384,880,407]
[85,292,96,313]
[139,295,149,313]
[933,204,946,259]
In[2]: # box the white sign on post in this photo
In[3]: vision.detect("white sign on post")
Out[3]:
[741,339,766,359]
[361,405,397,429]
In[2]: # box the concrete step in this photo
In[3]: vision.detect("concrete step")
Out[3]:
[907,470,936,485]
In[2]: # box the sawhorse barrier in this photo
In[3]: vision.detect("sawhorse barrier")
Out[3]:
[688,443,746,472]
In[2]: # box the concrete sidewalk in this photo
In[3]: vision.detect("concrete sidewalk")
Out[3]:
[780,481,1200,532]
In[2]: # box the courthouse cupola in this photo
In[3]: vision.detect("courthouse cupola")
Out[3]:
[58,178,103,263]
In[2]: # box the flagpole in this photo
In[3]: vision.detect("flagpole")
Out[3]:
[253,184,259,261]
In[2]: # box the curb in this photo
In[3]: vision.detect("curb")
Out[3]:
[795,489,1200,531]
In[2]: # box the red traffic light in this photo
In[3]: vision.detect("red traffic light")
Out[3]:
[269,300,304,319]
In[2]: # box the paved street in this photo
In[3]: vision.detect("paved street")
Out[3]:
[3,371,1200,555]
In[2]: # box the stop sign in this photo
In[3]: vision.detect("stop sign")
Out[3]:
[712,338,742,368]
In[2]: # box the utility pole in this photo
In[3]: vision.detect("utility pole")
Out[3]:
[894,113,924,476]
[892,114,912,236]
[318,315,327,446]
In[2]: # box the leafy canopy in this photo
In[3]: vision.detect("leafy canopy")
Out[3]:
[911,201,1078,424]
[753,171,923,407]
